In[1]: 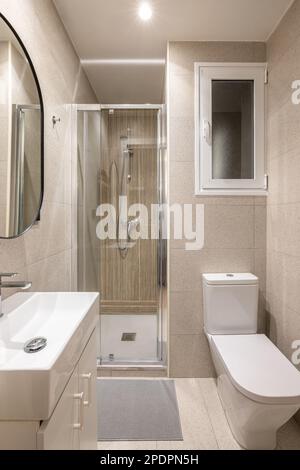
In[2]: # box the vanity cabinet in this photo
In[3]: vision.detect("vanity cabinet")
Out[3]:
[37,364,80,450]
[0,292,99,450]
[37,330,97,450]
[0,328,98,450]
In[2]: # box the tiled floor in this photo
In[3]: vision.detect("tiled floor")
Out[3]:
[97,378,300,451]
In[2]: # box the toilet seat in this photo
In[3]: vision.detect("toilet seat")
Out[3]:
[211,334,300,405]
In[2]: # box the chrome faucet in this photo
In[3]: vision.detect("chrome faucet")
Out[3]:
[0,273,32,318]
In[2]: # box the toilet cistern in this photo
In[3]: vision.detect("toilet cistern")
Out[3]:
[0,273,32,318]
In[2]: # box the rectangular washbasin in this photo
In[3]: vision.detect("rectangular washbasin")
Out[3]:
[0,292,99,421]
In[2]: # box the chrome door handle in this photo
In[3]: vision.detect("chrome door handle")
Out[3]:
[81,373,92,406]
[73,392,84,430]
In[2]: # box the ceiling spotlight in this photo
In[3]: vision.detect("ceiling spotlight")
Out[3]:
[139,2,152,21]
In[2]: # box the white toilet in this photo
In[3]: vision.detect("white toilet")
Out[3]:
[203,273,300,450]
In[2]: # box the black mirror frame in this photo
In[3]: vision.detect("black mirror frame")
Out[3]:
[0,12,44,240]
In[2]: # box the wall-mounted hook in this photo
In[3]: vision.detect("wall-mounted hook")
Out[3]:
[52,116,61,128]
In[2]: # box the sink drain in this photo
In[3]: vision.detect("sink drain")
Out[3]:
[24,337,47,354]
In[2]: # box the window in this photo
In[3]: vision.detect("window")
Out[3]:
[195,63,267,195]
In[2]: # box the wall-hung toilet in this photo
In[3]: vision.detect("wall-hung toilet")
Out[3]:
[203,273,300,450]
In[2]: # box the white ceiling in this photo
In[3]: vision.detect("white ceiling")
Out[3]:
[54,0,293,103]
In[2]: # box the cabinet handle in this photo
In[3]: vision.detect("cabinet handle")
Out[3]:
[81,372,92,406]
[73,392,84,430]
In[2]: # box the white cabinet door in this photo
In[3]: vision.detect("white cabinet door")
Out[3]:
[37,329,97,450]
[78,330,97,450]
[37,367,80,450]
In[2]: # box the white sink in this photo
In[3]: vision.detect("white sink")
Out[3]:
[0,292,99,421]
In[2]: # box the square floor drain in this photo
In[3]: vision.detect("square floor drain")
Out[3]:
[121,333,136,342]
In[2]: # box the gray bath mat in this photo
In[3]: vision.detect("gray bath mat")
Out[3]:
[97,379,183,441]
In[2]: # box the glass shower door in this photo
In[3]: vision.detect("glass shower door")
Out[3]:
[99,108,161,364]
[74,105,165,366]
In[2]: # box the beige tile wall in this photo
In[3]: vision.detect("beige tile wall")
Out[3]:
[266,0,300,370]
[0,0,97,295]
[167,41,267,377]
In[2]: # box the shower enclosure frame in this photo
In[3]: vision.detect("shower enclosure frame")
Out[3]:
[71,103,167,369]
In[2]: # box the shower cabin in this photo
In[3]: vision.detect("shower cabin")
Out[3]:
[72,104,167,369]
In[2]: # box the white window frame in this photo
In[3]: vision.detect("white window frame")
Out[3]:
[195,62,267,196]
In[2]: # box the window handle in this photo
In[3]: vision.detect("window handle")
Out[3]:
[203,120,211,144]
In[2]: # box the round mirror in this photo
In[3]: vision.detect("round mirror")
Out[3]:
[0,14,43,239]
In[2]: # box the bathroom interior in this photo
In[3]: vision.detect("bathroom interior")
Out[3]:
[1,0,300,452]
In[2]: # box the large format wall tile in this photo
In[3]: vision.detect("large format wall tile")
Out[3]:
[23,203,71,265]
[267,0,300,67]
[204,205,254,250]
[267,250,300,316]
[268,151,300,205]
[170,291,203,335]
[27,249,72,292]
[169,117,195,162]
[255,205,267,250]
[169,73,195,119]
[169,334,215,378]
[267,203,300,257]
[169,42,266,76]
[0,0,96,299]
[266,2,300,425]
[168,40,267,377]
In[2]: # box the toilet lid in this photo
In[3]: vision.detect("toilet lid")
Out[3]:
[203,273,258,285]
[212,334,300,404]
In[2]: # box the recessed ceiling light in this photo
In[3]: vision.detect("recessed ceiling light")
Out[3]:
[139,2,152,22]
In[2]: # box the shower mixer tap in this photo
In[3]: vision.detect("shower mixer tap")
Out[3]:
[127,217,140,240]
